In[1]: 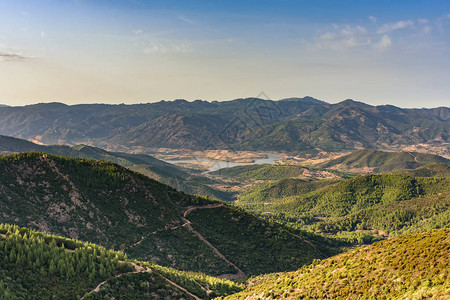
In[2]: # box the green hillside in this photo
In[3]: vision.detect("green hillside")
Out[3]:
[0,223,242,299]
[237,179,338,212]
[390,162,450,177]
[321,149,450,173]
[0,135,231,201]
[222,228,450,299]
[0,152,335,277]
[234,173,450,244]
[210,164,346,181]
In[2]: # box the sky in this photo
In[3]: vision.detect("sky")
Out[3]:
[0,0,449,108]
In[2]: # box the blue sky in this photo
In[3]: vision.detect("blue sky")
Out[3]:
[0,0,449,107]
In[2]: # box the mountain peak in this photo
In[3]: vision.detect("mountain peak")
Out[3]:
[27,102,69,108]
[280,96,327,105]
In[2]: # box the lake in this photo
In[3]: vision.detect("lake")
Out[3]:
[165,153,280,172]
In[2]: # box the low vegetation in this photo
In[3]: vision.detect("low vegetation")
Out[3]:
[390,162,450,177]
[210,164,344,181]
[320,149,450,173]
[222,228,450,299]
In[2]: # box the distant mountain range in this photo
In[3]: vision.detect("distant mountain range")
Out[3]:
[0,97,448,154]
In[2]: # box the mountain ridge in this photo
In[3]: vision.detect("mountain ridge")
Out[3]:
[0,98,447,154]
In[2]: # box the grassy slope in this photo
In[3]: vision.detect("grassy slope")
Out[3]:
[222,228,450,299]
[321,149,450,172]
[0,152,334,276]
[210,164,347,181]
[390,162,450,177]
[236,179,339,212]
[0,223,242,300]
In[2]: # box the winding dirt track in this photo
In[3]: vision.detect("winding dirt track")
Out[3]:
[80,262,201,300]
[81,204,246,299]
[182,204,248,280]
[183,204,225,218]
[408,151,420,163]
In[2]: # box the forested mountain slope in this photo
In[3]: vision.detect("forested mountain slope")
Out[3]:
[0,153,335,277]
[234,172,450,244]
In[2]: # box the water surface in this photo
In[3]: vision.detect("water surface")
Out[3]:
[165,153,280,172]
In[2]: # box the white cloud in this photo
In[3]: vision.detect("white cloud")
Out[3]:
[421,25,432,34]
[377,20,414,34]
[313,25,371,50]
[433,13,450,31]
[308,17,433,52]
[178,15,195,25]
[143,41,192,55]
[373,35,392,49]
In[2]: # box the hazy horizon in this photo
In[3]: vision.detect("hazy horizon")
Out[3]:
[1,0,449,108]
[0,95,448,109]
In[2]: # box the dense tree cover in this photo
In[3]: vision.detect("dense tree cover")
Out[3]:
[221,228,450,299]
[234,173,450,245]
[237,179,339,211]
[292,175,445,216]
[0,223,243,299]
[0,223,132,299]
